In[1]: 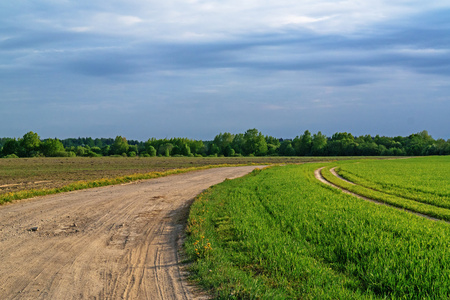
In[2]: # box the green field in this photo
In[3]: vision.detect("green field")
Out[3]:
[320,157,450,222]
[336,157,450,208]
[185,158,450,299]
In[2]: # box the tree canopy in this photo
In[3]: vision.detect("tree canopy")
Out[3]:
[1,129,449,158]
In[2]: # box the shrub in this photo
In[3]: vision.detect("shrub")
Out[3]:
[54,151,72,157]
[87,151,101,157]
[147,146,157,157]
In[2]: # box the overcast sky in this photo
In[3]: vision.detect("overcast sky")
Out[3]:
[1,0,449,140]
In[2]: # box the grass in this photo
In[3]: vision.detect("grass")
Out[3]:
[336,157,450,208]
[320,157,450,222]
[185,163,450,299]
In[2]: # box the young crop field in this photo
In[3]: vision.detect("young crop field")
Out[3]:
[336,157,450,206]
[185,160,450,299]
[319,157,450,222]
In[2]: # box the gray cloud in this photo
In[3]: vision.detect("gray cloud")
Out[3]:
[54,10,450,80]
[1,2,450,140]
[3,5,450,79]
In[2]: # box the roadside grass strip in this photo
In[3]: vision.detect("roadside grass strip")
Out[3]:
[320,163,450,222]
[0,164,259,205]
[336,157,450,210]
[185,164,450,299]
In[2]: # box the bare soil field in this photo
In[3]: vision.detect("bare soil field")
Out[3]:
[0,166,263,299]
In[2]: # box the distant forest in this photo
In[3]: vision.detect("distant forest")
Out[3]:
[1,129,449,158]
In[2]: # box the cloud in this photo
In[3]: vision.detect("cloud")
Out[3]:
[1,1,450,140]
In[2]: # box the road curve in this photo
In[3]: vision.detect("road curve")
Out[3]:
[0,166,263,300]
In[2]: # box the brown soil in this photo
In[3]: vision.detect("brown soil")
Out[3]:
[0,166,263,299]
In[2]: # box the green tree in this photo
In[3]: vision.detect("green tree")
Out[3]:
[231,133,245,155]
[20,131,41,157]
[102,145,111,156]
[265,135,280,155]
[224,145,235,157]
[90,146,103,155]
[357,141,381,156]
[243,129,268,156]
[1,138,21,157]
[128,145,138,156]
[111,136,129,155]
[145,138,157,154]
[356,135,373,144]
[213,132,234,155]
[189,140,206,156]
[158,143,173,156]
[430,139,450,155]
[293,130,312,156]
[147,145,157,156]
[310,132,328,156]
[181,143,191,156]
[40,139,65,157]
[208,143,220,156]
[404,130,434,156]
[279,140,296,156]
[373,135,398,149]
[75,146,87,156]
[328,132,356,156]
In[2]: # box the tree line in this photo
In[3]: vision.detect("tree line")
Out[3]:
[1,129,449,158]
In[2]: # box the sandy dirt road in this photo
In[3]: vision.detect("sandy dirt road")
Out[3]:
[0,166,262,300]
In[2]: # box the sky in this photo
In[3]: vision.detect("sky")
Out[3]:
[1,0,450,141]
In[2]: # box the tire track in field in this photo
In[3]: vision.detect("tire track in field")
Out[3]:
[0,166,263,300]
[314,167,444,223]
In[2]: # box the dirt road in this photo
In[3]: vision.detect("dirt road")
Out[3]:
[0,166,262,300]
